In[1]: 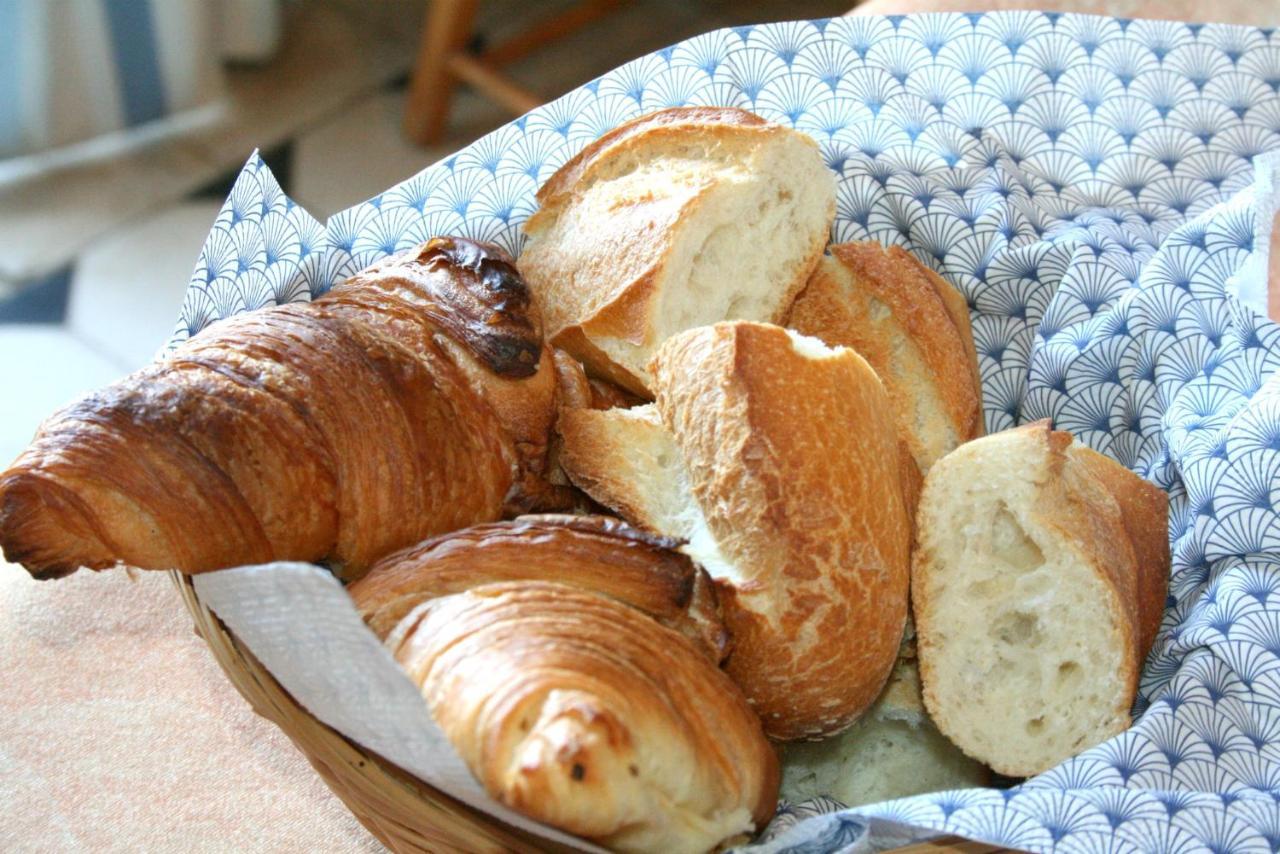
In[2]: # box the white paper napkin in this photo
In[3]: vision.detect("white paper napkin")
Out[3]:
[194,563,606,852]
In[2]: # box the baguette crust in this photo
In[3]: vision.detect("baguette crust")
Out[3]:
[643,322,911,739]
[913,421,1170,776]
[788,242,984,471]
[560,323,913,739]
[1072,447,1169,657]
[521,107,835,395]
[531,106,769,211]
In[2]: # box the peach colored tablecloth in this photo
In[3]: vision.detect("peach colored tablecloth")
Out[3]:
[0,565,381,852]
[6,3,1279,853]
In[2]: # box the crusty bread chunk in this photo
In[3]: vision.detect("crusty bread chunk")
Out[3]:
[559,321,911,740]
[780,626,988,807]
[788,242,983,473]
[520,107,836,396]
[913,421,1169,777]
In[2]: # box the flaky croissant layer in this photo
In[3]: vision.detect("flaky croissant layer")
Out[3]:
[0,237,560,580]
[351,515,780,854]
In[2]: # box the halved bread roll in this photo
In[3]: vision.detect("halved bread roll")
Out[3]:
[787,242,983,473]
[913,421,1169,777]
[520,107,836,396]
[558,321,912,740]
[779,629,989,807]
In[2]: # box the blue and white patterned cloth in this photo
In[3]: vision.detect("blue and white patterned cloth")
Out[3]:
[177,13,1280,853]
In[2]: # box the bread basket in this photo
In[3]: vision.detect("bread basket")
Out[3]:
[179,564,1005,852]
[148,11,1280,853]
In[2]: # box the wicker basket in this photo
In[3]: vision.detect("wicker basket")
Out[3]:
[173,571,1001,854]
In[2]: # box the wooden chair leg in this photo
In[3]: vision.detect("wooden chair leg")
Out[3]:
[403,0,480,145]
[480,0,622,67]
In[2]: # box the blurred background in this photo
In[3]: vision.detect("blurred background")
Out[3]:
[0,0,845,469]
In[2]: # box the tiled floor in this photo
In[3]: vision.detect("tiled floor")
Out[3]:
[66,201,227,370]
[0,0,847,467]
[0,328,123,468]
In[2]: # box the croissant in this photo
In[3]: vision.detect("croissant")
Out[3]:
[351,513,729,662]
[349,515,779,854]
[0,238,561,580]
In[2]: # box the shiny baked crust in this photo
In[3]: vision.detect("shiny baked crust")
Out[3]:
[349,513,729,664]
[558,321,913,740]
[788,242,984,472]
[0,238,560,580]
[653,322,912,740]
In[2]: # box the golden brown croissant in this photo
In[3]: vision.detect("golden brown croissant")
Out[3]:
[351,513,729,662]
[0,238,562,580]
[349,515,779,854]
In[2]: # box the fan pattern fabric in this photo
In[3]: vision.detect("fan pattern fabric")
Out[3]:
[175,13,1280,852]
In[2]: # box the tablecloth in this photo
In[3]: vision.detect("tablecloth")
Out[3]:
[0,563,380,852]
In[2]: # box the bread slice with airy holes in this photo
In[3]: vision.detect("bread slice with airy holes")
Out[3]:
[519,107,836,396]
[787,242,984,474]
[559,321,912,740]
[779,640,989,807]
[913,421,1169,777]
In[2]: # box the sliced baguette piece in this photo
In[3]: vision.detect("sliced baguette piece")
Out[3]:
[779,651,989,807]
[520,107,836,396]
[913,421,1169,777]
[559,321,912,740]
[557,403,691,535]
[787,242,984,472]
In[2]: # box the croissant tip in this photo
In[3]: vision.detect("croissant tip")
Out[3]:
[0,474,94,580]
[0,530,79,579]
[0,538,79,580]
[29,564,79,581]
